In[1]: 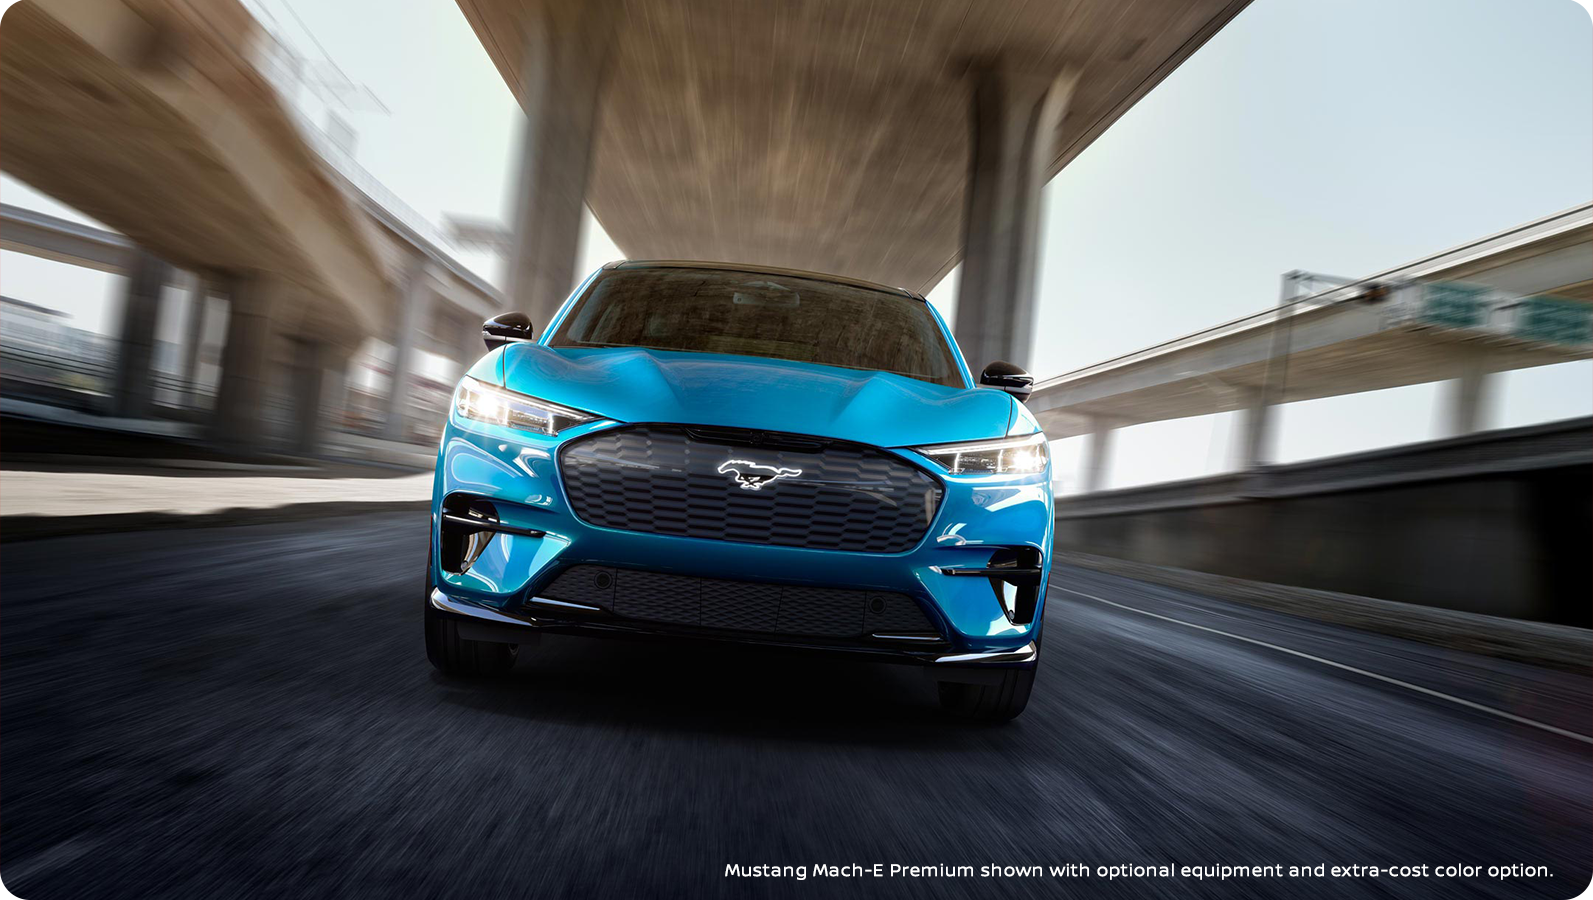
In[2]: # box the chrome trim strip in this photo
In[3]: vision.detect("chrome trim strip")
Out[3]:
[440,513,547,538]
[932,565,1043,580]
[931,641,1038,665]
[870,633,944,643]
[429,588,537,627]
[528,596,603,612]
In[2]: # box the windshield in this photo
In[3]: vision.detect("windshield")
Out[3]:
[547,267,965,387]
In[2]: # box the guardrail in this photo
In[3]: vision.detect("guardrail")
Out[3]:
[1054,415,1593,518]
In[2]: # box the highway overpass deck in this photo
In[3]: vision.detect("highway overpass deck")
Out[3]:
[1,0,388,339]
[457,0,1253,369]
[1029,204,1593,445]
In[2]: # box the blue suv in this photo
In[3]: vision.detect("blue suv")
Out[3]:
[426,261,1052,720]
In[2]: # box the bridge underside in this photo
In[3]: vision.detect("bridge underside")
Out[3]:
[1035,319,1591,440]
[0,0,386,342]
[458,0,1250,366]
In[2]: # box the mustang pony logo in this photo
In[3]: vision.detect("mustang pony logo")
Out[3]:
[717,459,802,491]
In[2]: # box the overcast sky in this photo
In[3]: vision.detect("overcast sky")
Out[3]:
[2,0,1588,489]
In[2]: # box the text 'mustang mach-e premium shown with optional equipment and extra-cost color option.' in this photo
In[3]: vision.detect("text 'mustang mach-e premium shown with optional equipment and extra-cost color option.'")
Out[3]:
[426,261,1052,720]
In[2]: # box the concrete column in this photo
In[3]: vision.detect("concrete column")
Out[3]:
[1234,388,1272,469]
[1441,352,1492,437]
[322,349,352,436]
[457,312,484,375]
[952,65,1078,371]
[288,341,354,456]
[289,340,328,455]
[1081,418,1115,493]
[505,6,613,331]
[179,274,213,407]
[210,274,281,449]
[382,259,432,441]
[112,251,172,418]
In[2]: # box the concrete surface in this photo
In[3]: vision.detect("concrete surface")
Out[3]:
[0,0,388,341]
[1,512,1588,899]
[458,0,1251,294]
[1052,550,1592,673]
[1052,420,1592,628]
[0,467,428,527]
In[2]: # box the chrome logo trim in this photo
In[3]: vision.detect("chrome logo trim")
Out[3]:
[717,458,802,491]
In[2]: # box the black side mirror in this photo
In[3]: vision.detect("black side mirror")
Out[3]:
[979,360,1034,402]
[482,312,535,350]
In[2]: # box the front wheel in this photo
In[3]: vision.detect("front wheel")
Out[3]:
[425,608,519,677]
[937,666,1036,722]
[424,557,517,677]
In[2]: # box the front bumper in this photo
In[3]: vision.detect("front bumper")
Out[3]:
[429,587,1039,675]
[430,413,1053,662]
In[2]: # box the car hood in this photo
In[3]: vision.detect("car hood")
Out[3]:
[498,345,1017,447]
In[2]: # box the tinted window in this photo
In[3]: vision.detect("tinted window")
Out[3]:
[548,268,964,387]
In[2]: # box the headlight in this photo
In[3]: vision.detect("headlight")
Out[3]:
[454,376,598,436]
[912,432,1049,475]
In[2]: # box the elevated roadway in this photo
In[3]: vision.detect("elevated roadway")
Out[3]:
[1028,204,1593,479]
[1,186,504,447]
[1,0,387,340]
[0,0,483,447]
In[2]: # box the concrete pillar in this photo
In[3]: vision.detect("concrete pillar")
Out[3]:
[457,312,484,375]
[505,6,613,331]
[1441,352,1492,437]
[1234,388,1272,469]
[210,274,281,449]
[288,341,353,456]
[289,340,327,455]
[322,349,351,436]
[952,65,1078,371]
[112,251,172,418]
[383,259,431,441]
[1081,418,1115,493]
[179,275,213,407]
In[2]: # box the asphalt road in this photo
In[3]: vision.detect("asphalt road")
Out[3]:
[3,512,1589,899]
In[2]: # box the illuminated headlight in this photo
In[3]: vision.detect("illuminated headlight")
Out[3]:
[913,432,1049,475]
[454,376,598,436]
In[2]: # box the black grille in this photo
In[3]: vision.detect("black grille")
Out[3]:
[559,424,942,553]
[540,565,940,638]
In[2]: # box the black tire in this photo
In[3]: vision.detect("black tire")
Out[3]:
[424,555,517,677]
[937,666,1036,722]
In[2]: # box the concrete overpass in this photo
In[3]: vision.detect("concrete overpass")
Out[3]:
[456,0,1252,369]
[1027,203,1593,489]
[1,191,503,450]
[0,0,392,447]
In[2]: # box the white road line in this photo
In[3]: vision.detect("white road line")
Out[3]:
[1054,586,1593,746]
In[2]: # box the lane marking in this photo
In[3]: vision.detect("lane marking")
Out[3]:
[1054,586,1593,746]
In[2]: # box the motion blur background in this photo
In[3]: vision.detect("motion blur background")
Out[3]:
[1,0,1589,898]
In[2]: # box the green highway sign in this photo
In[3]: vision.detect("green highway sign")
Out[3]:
[1421,282,1489,329]
[1517,295,1593,347]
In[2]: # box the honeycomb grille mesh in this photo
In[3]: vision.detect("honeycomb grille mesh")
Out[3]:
[541,565,938,639]
[559,424,942,553]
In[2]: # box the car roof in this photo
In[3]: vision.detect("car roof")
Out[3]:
[602,259,923,301]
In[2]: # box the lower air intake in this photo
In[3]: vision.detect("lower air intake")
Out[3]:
[539,565,940,639]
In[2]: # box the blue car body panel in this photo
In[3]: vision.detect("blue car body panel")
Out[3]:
[498,345,1016,448]
[431,275,1053,657]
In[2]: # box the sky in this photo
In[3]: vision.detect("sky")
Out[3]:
[2,0,1589,490]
